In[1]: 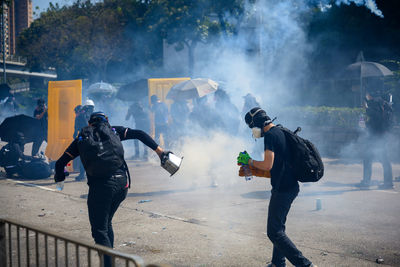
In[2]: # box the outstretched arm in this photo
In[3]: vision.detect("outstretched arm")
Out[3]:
[54,140,78,182]
[123,128,158,149]
[13,144,34,161]
[121,127,165,158]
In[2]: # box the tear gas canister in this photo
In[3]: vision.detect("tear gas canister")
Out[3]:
[161,152,183,176]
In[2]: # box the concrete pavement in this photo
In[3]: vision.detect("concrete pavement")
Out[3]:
[1,158,400,266]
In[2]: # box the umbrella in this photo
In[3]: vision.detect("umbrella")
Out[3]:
[166,78,218,100]
[342,61,393,80]
[0,114,42,143]
[87,81,117,95]
[338,52,393,106]
[116,79,148,101]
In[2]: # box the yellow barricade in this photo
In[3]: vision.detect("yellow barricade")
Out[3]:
[46,80,82,168]
[147,78,190,144]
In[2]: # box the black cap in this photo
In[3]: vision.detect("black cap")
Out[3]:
[88,111,108,124]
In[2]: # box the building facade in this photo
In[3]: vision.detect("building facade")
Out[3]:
[1,0,33,57]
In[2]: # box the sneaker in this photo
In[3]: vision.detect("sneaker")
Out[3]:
[355,181,370,189]
[75,175,86,182]
[378,183,394,190]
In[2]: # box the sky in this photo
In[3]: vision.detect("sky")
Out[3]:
[33,0,101,18]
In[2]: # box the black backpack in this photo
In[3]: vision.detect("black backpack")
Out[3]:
[77,123,125,178]
[278,126,324,183]
[366,98,393,132]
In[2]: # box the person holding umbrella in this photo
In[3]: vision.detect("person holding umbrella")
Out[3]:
[0,132,34,177]
[0,132,51,179]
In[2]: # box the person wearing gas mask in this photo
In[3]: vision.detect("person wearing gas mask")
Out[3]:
[32,98,48,156]
[237,107,316,267]
[54,112,171,267]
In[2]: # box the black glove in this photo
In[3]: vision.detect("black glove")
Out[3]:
[159,151,172,165]
[54,171,66,183]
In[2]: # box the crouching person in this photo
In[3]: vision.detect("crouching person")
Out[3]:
[239,108,316,267]
[54,112,169,267]
[0,132,51,179]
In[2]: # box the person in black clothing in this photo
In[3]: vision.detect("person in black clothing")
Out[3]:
[1,132,34,177]
[150,95,169,146]
[240,107,316,267]
[32,98,48,156]
[125,101,150,160]
[357,92,393,189]
[73,105,88,181]
[54,112,169,267]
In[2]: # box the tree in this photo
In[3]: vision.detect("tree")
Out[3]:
[17,0,155,82]
[145,0,245,75]
[306,0,400,80]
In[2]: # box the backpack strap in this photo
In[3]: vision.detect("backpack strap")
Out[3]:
[123,160,131,189]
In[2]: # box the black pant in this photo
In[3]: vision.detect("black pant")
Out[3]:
[87,174,128,267]
[267,190,311,267]
[363,149,393,186]
[155,124,169,147]
[133,139,148,159]
[32,135,47,156]
[75,157,85,179]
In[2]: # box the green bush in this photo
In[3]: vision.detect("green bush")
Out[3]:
[277,106,364,128]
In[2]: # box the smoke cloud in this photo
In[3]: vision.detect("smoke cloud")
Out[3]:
[318,0,384,18]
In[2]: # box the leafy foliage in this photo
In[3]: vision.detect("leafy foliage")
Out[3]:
[16,0,245,80]
[279,106,364,128]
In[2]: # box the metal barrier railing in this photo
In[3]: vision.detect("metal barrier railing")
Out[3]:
[0,217,145,267]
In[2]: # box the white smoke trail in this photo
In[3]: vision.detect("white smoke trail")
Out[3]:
[319,0,384,18]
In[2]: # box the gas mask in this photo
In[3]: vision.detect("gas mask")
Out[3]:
[247,108,273,139]
[251,127,263,138]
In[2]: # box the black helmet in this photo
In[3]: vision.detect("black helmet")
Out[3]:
[88,111,108,124]
[244,107,271,128]
[37,98,45,106]
[74,105,82,113]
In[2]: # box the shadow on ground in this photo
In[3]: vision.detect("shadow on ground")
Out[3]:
[80,188,196,199]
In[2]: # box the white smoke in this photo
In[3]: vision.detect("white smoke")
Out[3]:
[319,0,384,18]
[170,131,252,187]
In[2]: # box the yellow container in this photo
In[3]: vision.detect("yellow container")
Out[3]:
[46,80,82,168]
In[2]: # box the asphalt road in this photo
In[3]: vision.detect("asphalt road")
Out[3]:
[1,157,400,267]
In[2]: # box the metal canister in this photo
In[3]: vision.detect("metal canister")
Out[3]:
[316,198,322,210]
[161,152,183,176]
